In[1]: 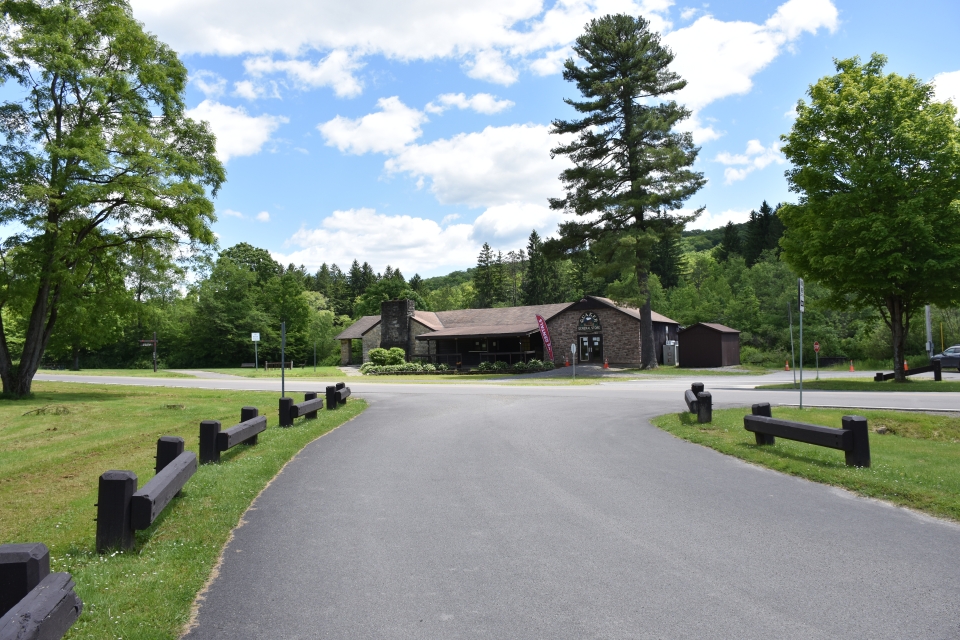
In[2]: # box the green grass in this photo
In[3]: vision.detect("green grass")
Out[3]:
[652,407,960,521]
[198,366,347,378]
[621,364,769,376]
[757,378,960,392]
[0,381,365,639]
[37,368,193,378]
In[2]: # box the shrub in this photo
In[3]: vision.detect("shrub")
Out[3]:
[422,363,436,373]
[492,360,509,372]
[386,347,406,365]
[368,348,390,366]
[513,361,528,373]
[542,359,555,370]
[527,359,543,372]
[360,363,381,374]
[401,361,423,372]
[437,363,448,372]
[477,361,494,372]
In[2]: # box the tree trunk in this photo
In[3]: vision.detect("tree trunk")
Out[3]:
[2,275,61,397]
[887,296,907,383]
[637,266,658,370]
[72,344,80,371]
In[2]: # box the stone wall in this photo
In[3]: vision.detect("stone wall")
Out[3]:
[362,324,381,363]
[547,307,641,366]
[410,320,433,358]
[380,300,415,355]
[340,339,352,365]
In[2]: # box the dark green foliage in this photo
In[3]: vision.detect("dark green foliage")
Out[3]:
[714,221,744,262]
[473,243,497,308]
[221,243,281,285]
[548,14,705,368]
[353,276,428,317]
[742,201,784,266]
[522,230,561,305]
[650,221,685,288]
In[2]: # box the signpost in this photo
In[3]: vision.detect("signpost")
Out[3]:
[139,332,158,372]
[251,332,260,371]
[571,342,577,380]
[798,278,805,409]
[280,322,286,398]
[814,340,820,380]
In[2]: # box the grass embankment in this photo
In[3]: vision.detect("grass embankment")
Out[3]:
[758,378,960,392]
[37,368,193,378]
[653,407,960,521]
[0,381,365,640]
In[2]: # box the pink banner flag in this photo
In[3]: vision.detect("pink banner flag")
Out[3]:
[536,315,554,362]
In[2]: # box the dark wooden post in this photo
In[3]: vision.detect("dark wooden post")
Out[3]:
[751,403,775,445]
[199,420,222,464]
[696,391,712,424]
[336,382,347,405]
[95,471,137,553]
[241,406,259,444]
[326,385,337,410]
[304,392,318,419]
[0,543,49,617]
[279,397,294,427]
[842,415,871,468]
[691,382,704,395]
[933,359,942,382]
[156,436,184,474]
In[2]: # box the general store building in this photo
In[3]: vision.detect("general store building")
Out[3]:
[335,296,679,368]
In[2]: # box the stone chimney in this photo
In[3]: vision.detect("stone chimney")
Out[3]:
[379,299,415,358]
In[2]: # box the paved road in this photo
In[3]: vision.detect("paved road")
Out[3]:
[37,372,960,637]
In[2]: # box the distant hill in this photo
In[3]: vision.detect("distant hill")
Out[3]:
[421,268,475,292]
[681,221,747,253]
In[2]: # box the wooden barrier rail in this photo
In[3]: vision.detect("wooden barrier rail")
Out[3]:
[130,451,197,531]
[279,393,324,427]
[200,407,265,463]
[744,403,870,467]
[0,543,82,640]
[874,359,941,382]
[682,383,712,423]
[326,382,351,410]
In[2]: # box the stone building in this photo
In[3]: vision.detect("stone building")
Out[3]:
[335,296,679,368]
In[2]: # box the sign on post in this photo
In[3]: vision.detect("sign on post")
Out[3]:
[798,278,804,408]
[798,279,805,313]
[813,341,820,353]
[571,342,577,380]
[252,333,260,371]
[251,333,260,342]
[814,340,820,380]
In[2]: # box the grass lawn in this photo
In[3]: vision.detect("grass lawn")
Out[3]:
[757,378,960,392]
[652,407,960,522]
[0,381,365,640]
[621,365,769,376]
[199,366,346,378]
[37,368,194,378]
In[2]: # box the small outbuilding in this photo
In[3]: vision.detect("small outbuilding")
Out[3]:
[678,322,741,368]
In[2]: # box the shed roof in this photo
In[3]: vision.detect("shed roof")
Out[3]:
[679,322,740,334]
[334,315,380,340]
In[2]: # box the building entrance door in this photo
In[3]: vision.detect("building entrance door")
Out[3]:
[580,335,602,362]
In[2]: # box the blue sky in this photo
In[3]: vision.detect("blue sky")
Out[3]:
[129,0,960,278]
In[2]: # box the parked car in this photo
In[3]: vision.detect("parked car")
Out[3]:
[930,345,960,371]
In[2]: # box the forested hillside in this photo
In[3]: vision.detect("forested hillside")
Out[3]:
[21,202,960,370]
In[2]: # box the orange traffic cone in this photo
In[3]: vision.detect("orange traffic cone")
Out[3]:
[785,360,790,371]
[564,355,569,367]
[904,361,909,371]
[849,360,855,372]
[603,357,609,369]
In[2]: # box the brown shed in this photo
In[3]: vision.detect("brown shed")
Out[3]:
[678,323,741,368]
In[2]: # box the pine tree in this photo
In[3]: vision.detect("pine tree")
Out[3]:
[715,221,743,262]
[360,262,376,291]
[409,274,423,293]
[649,218,685,288]
[348,260,365,299]
[549,14,705,368]
[312,263,331,297]
[523,230,561,305]
[473,243,496,308]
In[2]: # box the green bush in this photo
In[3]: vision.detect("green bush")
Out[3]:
[437,363,448,372]
[386,347,406,365]
[477,361,494,372]
[422,363,436,372]
[513,361,528,372]
[368,348,389,366]
[527,359,543,371]
[543,360,555,370]
[492,360,509,372]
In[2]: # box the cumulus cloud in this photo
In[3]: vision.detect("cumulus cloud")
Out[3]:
[275,208,479,273]
[318,97,428,155]
[385,123,572,208]
[256,211,271,222]
[470,202,563,245]
[463,50,519,85]
[687,207,752,230]
[932,70,960,107]
[191,70,226,98]
[185,100,288,162]
[244,51,364,98]
[425,93,514,115]
[715,139,786,184]
[221,209,245,218]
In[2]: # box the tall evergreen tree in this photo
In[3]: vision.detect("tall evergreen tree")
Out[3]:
[360,262,377,291]
[523,230,560,305]
[409,274,424,293]
[714,221,743,262]
[743,201,783,265]
[649,218,685,288]
[473,243,496,308]
[348,260,365,299]
[548,14,705,368]
[312,264,331,297]
[327,264,352,317]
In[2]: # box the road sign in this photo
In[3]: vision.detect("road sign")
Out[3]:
[570,343,577,354]
[139,340,155,347]
[814,341,820,353]
[798,278,805,313]
[251,333,260,342]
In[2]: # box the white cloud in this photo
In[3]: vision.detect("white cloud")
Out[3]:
[470,202,563,245]
[185,100,288,162]
[715,139,786,184]
[688,207,752,230]
[932,70,960,106]
[221,208,245,218]
[256,211,271,222]
[425,93,515,115]
[244,51,363,98]
[385,123,573,208]
[463,50,519,85]
[440,213,461,225]
[679,7,700,21]
[233,81,261,100]
[318,97,427,155]
[191,70,226,98]
[275,208,479,273]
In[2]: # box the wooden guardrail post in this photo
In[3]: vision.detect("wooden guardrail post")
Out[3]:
[95,471,137,552]
[326,385,336,410]
[156,436,184,474]
[751,403,775,444]
[303,393,319,419]
[842,416,871,468]
[240,406,259,442]
[335,382,347,405]
[130,452,198,531]
[0,568,82,640]
[0,543,49,617]
[696,391,712,424]
[279,397,294,427]
[199,420,222,464]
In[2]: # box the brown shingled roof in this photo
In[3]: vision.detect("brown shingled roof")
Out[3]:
[334,315,380,340]
[680,322,740,334]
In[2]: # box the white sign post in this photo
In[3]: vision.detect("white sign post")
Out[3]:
[571,343,577,380]
[814,340,820,380]
[252,332,260,371]
[798,278,804,409]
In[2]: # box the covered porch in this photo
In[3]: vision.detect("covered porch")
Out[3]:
[415,325,546,369]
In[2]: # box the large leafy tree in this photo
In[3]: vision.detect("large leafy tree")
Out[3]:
[780,54,960,381]
[548,14,704,368]
[0,0,224,395]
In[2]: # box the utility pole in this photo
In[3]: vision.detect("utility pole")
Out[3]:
[788,302,796,386]
[798,278,805,410]
[926,305,934,358]
[153,332,157,372]
[281,321,286,398]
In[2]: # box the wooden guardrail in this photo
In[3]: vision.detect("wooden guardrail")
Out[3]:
[279,392,324,426]
[874,359,941,382]
[744,403,871,467]
[326,383,351,410]
[682,383,712,423]
[200,407,266,462]
[130,452,197,531]
[0,543,82,640]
